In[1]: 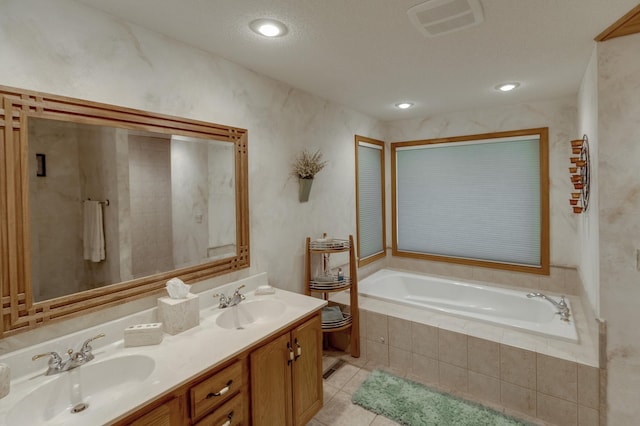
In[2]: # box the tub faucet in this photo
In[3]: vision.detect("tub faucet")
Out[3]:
[213,285,246,308]
[526,292,571,322]
[32,333,105,376]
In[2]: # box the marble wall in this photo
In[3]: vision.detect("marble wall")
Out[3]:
[0,0,384,299]
[129,134,174,277]
[576,47,600,316]
[28,119,83,300]
[28,119,122,299]
[597,32,640,425]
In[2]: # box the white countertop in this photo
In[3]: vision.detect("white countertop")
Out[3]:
[0,273,326,425]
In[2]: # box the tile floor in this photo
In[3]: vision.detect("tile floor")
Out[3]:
[308,351,402,426]
[308,350,546,426]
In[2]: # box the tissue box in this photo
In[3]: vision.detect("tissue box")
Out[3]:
[124,323,163,347]
[157,293,200,335]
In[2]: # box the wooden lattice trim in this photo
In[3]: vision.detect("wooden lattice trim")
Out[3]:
[0,85,250,336]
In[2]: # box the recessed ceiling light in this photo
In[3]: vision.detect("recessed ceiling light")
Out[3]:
[395,102,414,109]
[250,19,288,37]
[496,82,520,92]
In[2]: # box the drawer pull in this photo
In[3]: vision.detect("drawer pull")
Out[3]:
[221,410,234,426]
[206,380,233,399]
[294,338,302,360]
[287,342,294,365]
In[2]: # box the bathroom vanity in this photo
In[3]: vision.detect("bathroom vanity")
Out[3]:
[118,314,322,426]
[0,274,326,426]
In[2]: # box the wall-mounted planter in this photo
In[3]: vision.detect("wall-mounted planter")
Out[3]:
[299,178,314,202]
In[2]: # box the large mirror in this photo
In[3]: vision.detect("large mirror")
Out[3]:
[0,86,250,336]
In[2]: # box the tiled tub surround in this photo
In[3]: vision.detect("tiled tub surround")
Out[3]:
[0,273,325,425]
[331,281,600,426]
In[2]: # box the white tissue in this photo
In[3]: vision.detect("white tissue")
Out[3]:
[166,277,190,299]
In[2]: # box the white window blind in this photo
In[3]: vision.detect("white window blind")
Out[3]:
[395,136,541,267]
[357,141,384,260]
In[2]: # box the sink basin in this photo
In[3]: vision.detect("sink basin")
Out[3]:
[6,354,155,426]
[215,299,286,329]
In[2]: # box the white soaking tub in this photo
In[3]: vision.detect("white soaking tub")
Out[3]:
[358,269,578,342]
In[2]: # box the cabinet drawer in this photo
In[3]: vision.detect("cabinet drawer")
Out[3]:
[194,393,245,426]
[191,360,244,420]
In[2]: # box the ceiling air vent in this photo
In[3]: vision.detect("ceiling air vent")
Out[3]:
[407,0,484,37]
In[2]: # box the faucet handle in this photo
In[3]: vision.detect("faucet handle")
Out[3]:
[558,296,568,308]
[213,293,230,308]
[233,285,245,295]
[80,333,105,354]
[32,351,64,367]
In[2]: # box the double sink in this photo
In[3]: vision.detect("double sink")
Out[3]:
[0,278,316,426]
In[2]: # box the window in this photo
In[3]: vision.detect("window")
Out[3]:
[355,135,386,266]
[391,128,549,274]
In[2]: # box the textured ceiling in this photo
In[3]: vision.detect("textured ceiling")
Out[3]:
[74,0,639,121]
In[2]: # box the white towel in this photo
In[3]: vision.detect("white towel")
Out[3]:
[83,200,105,262]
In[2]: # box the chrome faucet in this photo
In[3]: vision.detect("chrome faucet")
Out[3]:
[526,292,571,322]
[32,333,105,376]
[213,285,246,308]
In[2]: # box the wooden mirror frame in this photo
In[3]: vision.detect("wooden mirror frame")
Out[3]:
[0,85,250,336]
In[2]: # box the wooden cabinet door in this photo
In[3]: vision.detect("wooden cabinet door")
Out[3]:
[291,314,323,426]
[250,333,293,426]
[127,397,182,426]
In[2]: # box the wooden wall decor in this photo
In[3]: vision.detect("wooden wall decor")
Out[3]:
[595,3,640,41]
[569,135,590,214]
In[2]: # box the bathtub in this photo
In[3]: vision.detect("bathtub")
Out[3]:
[358,269,578,342]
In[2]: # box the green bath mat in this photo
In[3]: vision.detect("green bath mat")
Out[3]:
[352,369,532,426]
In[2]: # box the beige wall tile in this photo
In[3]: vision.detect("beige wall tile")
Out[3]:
[468,371,501,405]
[439,361,468,393]
[578,405,599,426]
[578,364,600,410]
[409,353,439,386]
[438,329,467,368]
[562,268,580,295]
[366,311,388,343]
[411,322,438,358]
[468,336,499,378]
[537,392,578,426]
[366,339,389,366]
[500,381,536,417]
[359,310,367,340]
[538,267,579,295]
[389,346,411,373]
[537,354,577,403]
[388,317,411,350]
[500,344,537,389]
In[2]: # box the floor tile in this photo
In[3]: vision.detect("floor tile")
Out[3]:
[341,368,369,395]
[324,362,360,389]
[371,415,402,425]
[323,381,340,403]
[314,390,377,426]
